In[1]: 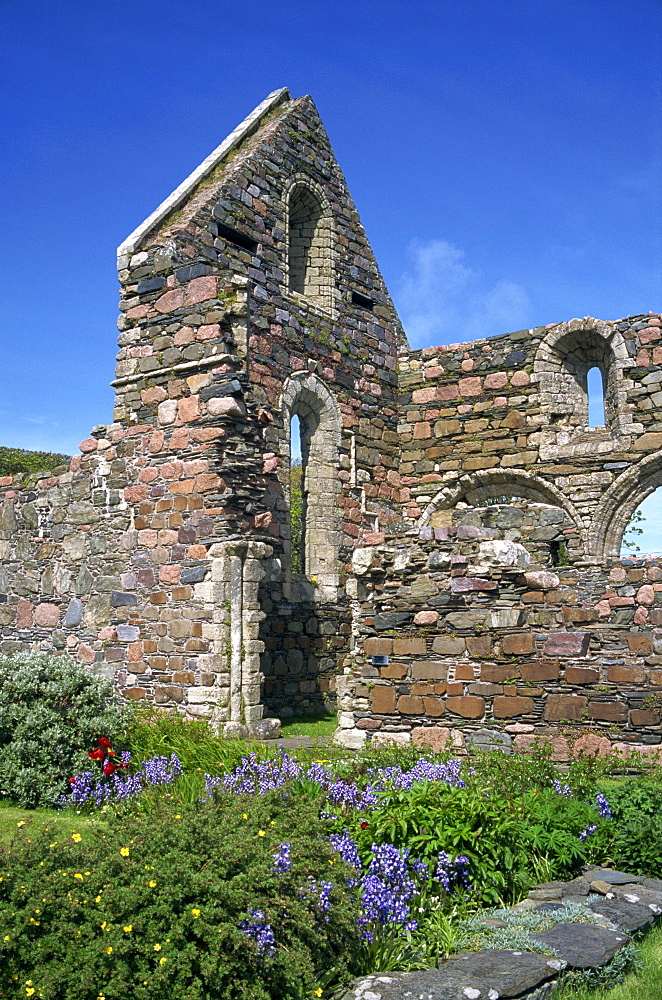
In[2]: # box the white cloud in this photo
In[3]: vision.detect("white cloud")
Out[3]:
[393,238,530,348]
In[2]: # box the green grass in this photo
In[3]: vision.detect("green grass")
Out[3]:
[0,800,107,847]
[552,923,662,999]
[280,711,337,739]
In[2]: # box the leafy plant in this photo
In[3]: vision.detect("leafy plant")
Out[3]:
[0,653,130,808]
[0,792,361,999]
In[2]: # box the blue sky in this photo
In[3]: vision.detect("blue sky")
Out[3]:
[1,0,661,544]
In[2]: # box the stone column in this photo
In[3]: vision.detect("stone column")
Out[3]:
[210,539,281,739]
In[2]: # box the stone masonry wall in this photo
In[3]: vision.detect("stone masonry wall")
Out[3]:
[338,525,662,752]
[397,313,662,564]
[0,88,660,745]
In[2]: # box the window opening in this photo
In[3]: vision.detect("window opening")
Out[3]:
[211,219,258,253]
[587,366,605,427]
[351,290,374,310]
[289,415,304,574]
[621,492,662,558]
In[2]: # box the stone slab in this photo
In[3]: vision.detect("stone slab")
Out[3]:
[586,868,645,885]
[343,950,560,1000]
[532,922,628,968]
[588,898,655,933]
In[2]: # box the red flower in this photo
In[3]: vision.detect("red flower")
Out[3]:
[117,762,129,770]
[103,762,116,776]
[107,750,117,757]
[360,822,368,829]
[88,748,105,761]
[98,737,112,749]
[69,777,77,785]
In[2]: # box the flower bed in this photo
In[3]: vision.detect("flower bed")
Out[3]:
[2,714,662,998]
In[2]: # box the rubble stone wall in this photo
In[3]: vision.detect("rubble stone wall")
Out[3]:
[0,88,661,745]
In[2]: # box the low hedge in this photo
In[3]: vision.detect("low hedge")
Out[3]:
[0,791,360,999]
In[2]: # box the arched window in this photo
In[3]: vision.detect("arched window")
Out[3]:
[534,319,636,459]
[287,181,333,313]
[280,375,341,600]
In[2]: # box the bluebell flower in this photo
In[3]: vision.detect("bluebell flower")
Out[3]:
[271,843,291,875]
[239,909,276,956]
[595,793,612,818]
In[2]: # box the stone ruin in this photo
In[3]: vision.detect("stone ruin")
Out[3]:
[1,86,661,754]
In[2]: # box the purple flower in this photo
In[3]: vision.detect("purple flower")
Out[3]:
[271,843,291,875]
[239,909,276,956]
[580,824,598,841]
[359,843,424,940]
[300,877,333,920]
[596,793,612,818]
[553,779,572,796]
[434,851,471,893]
[209,752,303,799]
[61,752,182,810]
[329,830,361,885]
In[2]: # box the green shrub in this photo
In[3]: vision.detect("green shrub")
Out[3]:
[0,653,129,809]
[595,778,662,876]
[0,792,360,999]
[352,783,602,905]
[0,445,69,476]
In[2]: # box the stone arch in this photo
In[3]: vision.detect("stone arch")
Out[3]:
[589,451,662,561]
[420,468,584,531]
[420,469,585,564]
[285,175,334,314]
[279,373,342,600]
[534,318,635,457]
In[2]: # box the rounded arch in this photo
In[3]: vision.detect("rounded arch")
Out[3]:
[589,451,662,561]
[534,317,634,441]
[420,468,585,536]
[279,373,342,599]
[284,174,335,315]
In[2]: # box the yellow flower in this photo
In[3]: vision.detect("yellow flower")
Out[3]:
[159,957,167,965]
[258,830,266,837]
[74,873,83,880]
[95,895,102,903]
[104,946,113,955]
[314,990,323,997]
[191,908,200,918]
[100,921,108,931]
[242,813,248,820]
[25,980,33,986]
[123,925,132,933]
[119,847,130,857]
[49,842,57,848]
[97,996,106,1000]
[25,990,35,997]
[148,880,157,888]
[3,934,9,941]
[269,820,275,826]
[17,821,26,828]
[153,943,162,951]
[175,814,181,819]
[71,833,82,843]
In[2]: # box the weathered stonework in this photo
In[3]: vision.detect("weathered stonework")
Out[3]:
[1,87,661,747]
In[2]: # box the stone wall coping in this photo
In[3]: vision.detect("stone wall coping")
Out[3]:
[116,87,290,263]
